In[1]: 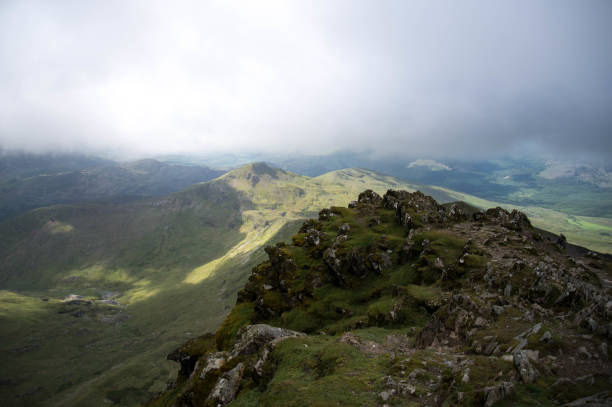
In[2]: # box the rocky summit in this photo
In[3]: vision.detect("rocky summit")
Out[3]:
[148,190,612,407]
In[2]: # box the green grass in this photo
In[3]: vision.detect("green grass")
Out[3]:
[242,336,387,407]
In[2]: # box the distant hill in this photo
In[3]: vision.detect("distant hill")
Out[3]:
[0,153,224,221]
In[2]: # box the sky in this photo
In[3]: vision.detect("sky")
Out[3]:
[0,0,611,160]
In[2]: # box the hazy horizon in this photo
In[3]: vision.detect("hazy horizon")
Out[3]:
[1,1,611,160]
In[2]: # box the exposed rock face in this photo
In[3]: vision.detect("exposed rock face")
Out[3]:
[514,350,539,384]
[562,391,612,406]
[484,381,515,407]
[207,363,244,406]
[231,324,306,357]
[357,189,382,204]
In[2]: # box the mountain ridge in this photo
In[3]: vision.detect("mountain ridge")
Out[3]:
[148,189,612,407]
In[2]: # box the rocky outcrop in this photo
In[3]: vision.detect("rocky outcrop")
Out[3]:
[231,324,306,357]
[207,363,244,406]
[484,381,515,407]
[357,189,383,205]
[150,189,612,407]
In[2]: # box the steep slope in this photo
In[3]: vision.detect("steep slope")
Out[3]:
[0,164,427,407]
[0,156,224,221]
[149,190,612,407]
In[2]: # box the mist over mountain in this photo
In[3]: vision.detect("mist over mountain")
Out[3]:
[1,1,611,160]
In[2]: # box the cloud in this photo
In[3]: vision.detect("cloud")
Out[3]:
[1,0,611,159]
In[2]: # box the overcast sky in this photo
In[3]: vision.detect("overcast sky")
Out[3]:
[0,0,611,159]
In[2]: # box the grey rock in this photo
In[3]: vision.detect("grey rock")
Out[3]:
[525,349,539,363]
[207,363,245,406]
[577,346,592,360]
[379,389,396,401]
[199,352,227,379]
[305,228,327,247]
[474,316,489,328]
[540,331,553,343]
[492,305,505,316]
[484,381,515,407]
[338,223,351,235]
[231,324,306,357]
[514,350,538,384]
[562,391,612,406]
[358,189,383,205]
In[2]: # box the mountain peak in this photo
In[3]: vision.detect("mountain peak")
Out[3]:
[220,162,298,188]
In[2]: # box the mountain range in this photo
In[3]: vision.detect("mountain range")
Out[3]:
[0,153,223,222]
[0,155,610,406]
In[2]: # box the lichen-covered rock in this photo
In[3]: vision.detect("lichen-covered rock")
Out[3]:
[199,352,227,380]
[563,391,612,406]
[357,189,382,205]
[207,362,244,406]
[304,228,328,247]
[514,350,539,383]
[231,324,306,357]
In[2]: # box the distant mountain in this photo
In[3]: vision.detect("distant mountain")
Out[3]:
[0,151,113,178]
[0,153,224,221]
[263,153,612,219]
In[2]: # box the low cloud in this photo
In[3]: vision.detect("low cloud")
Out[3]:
[1,0,611,159]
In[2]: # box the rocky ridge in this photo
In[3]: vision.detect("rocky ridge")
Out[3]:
[148,189,612,407]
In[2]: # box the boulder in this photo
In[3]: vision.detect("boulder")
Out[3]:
[514,350,538,383]
[358,189,383,205]
[207,362,245,406]
[231,324,306,357]
[562,391,612,406]
[484,381,515,407]
[338,223,351,235]
[199,352,227,379]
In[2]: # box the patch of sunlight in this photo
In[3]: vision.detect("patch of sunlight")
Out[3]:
[45,220,74,234]
[184,211,292,284]
[184,257,224,284]
[63,265,135,285]
[124,280,160,303]
[0,290,47,319]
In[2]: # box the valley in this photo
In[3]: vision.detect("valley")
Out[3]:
[0,161,610,406]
